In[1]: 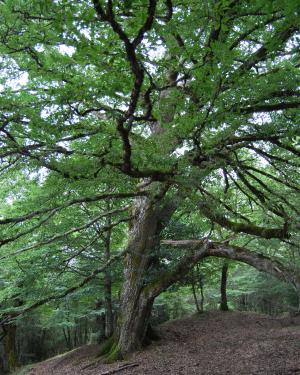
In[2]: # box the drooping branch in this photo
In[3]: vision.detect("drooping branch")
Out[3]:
[0,191,145,226]
[0,210,58,248]
[246,145,300,168]
[241,165,300,192]
[203,242,299,285]
[0,207,129,259]
[157,240,300,296]
[229,14,282,51]
[0,248,128,325]
[238,167,298,214]
[239,101,300,114]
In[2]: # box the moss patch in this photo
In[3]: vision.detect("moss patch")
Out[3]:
[104,342,123,363]
[11,364,33,375]
[97,336,123,363]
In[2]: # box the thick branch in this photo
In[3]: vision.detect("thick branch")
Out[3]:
[159,240,300,292]
[133,0,157,48]
[146,240,210,297]
[198,201,289,239]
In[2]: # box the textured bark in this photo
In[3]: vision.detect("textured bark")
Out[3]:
[115,194,163,357]
[220,262,229,311]
[112,189,179,358]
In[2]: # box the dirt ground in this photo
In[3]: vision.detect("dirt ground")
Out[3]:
[27,311,300,375]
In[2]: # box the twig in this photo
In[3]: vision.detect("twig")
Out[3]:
[98,362,139,375]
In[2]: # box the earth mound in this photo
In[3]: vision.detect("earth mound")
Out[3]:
[27,311,300,375]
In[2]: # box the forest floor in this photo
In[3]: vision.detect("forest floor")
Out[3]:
[26,311,300,375]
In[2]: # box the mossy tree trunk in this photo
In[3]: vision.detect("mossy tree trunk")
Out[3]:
[103,189,179,360]
[101,194,163,360]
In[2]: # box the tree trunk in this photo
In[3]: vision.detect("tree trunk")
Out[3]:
[112,196,160,359]
[63,327,72,350]
[103,63,180,360]
[103,191,176,360]
[103,209,114,338]
[220,262,229,311]
[2,323,18,373]
[95,300,106,342]
[294,282,300,313]
[199,272,204,312]
[191,269,202,313]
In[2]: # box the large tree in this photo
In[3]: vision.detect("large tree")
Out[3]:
[0,0,299,361]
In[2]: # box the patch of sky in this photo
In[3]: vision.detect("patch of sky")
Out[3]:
[57,44,76,56]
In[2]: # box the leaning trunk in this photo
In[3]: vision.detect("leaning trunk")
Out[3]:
[117,290,155,356]
[103,195,161,360]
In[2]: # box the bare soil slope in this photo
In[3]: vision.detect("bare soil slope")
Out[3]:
[28,311,300,375]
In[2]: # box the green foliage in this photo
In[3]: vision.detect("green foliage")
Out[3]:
[0,0,299,365]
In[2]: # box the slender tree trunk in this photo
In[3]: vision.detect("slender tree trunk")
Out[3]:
[220,262,229,311]
[0,356,4,375]
[294,283,300,313]
[200,284,204,311]
[95,300,105,342]
[103,206,114,338]
[199,274,204,312]
[191,269,201,313]
[74,325,78,347]
[191,282,201,313]
[2,323,18,373]
[63,327,72,350]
